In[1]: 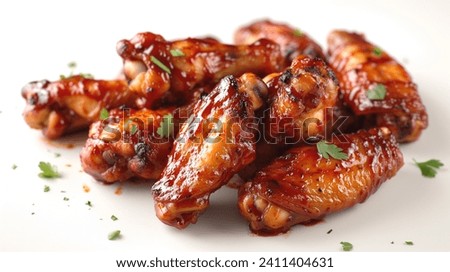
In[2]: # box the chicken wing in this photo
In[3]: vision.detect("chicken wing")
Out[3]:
[22,76,136,139]
[234,20,326,67]
[238,127,404,235]
[238,56,339,180]
[152,73,268,229]
[327,30,428,142]
[117,32,283,108]
[80,107,175,183]
[264,55,339,144]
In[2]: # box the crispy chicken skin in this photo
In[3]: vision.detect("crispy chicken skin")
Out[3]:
[21,76,136,139]
[239,56,339,180]
[238,128,404,235]
[80,108,174,183]
[117,32,283,108]
[264,55,339,143]
[234,20,326,66]
[152,74,268,229]
[327,30,428,142]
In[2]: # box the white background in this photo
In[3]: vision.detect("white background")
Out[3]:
[0,0,449,253]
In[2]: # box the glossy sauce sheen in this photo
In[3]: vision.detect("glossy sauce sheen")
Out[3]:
[327,31,428,142]
[152,75,260,229]
[239,55,339,180]
[238,128,404,235]
[80,108,173,183]
[21,76,135,139]
[264,55,339,143]
[234,20,326,66]
[117,32,284,108]
[19,23,424,236]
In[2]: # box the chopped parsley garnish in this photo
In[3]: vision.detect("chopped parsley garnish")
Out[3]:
[366,84,387,100]
[111,215,118,221]
[54,152,61,158]
[130,124,138,135]
[413,159,444,178]
[293,28,303,37]
[170,49,185,57]
[68,61,77,69]
[85,201,93,207]
[38,162,60,179]
[404,241,414,245]
[99,108,109,120]
[79,73,94,79]
[157,113,174,138]
[108,230,121,240]
[60,62,94,79]
[61,62,77,79]
[44,185,50,192]
[150,56,171,74]
[63,197,69,201]
[317,141,348,160]
[372,47,383,57]
[340,241,353,251]
[12,164,17,170]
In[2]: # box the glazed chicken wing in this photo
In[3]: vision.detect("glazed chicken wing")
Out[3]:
[238,127,404,235]
[117,32,283,108]
[264,55,339,144]
[22,76,136,139]
[327,30,428,142]
[238,55,339,180]
[234,20,326,67]
[152,73,268,229]
[80,107,175,183]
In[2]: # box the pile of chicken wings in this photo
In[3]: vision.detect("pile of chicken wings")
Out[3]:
[22,20,427,235]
